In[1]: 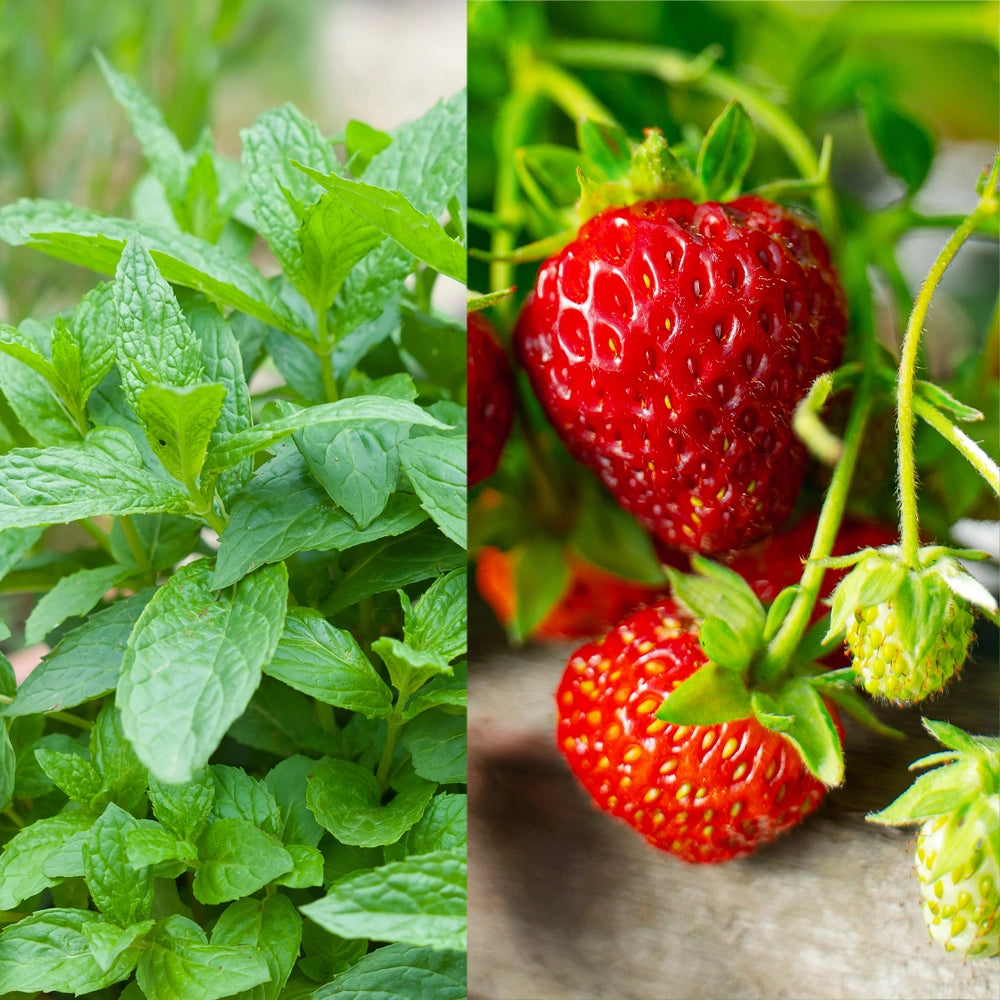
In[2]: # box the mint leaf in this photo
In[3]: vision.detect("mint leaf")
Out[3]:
[148,766,215,842]
[135,382,227,485]
[387,792,467,859]
[403,569,467,663]
[211,894,302,1000]
[301,848,466,951]
[402,711,466,785]
[117,559,288,783]
[193,817,293,905]
[0,908,137,994]
[266,607,394,717]
[24,562,130,645]
[33,747,102,804]
[3,590,152,716]
[311,942,466,1000]
[135,914,270,1000]
[212,451,427,589]
[0,812,94,908]
[399,433,466,547]
[0,427,190,530]
[82,919,155,975]
[263,755,325,849]
[66,281,118,406]
[83,802,154,925]
[209,764,282,837]
[306,758,435,847]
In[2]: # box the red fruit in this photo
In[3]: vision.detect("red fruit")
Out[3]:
[467,312,515,487]
[556,599,839,862]
[514,197,847,554]
[476,545,668,641]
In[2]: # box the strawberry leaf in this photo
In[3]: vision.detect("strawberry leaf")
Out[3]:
[654,661,753,725]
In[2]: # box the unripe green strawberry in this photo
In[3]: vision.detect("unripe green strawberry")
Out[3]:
[826,547,996,707]
[917,812,999,958]
[869,720,1000,961]
[846,592,974,704]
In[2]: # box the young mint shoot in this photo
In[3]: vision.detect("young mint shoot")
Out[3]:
[0,57,467,999]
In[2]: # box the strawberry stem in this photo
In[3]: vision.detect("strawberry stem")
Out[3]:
[896,158,999,567]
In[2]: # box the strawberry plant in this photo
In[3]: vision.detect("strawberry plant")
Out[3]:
[469,0,999,962]
[0,57,467,998]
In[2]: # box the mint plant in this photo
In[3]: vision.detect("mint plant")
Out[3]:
[0,58,467,998]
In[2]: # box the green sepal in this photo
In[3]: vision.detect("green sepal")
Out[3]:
[514,145,586,226]
[809,669,904,739]
[825,553,906,640]
[868,759,981,826]
[697,617,752,673]
[763,585,800,643]
[628,128,694,199]
[667,556,765,645]
[926,794,1000,882]
[654,660,753,726]
[752,679,844,787]
[697,100,756,201]
[921,718,993,757]
[576,120,632,182]
[892,569,952,666]
[915,380,985,422]
[931,556,999,625]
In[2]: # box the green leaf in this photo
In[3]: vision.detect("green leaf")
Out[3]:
[310,943,466,1000]
[654,661,753,725]
[192,818,293,905]
[667,557,765,643]
[570,494,668,585]
[125,825,196,869]
[0,427,190,531]
[209,764,282,837]
[346,119,393,175]
[387,792,467,860]
[33,747,102,804]
[372,636,452,697]
[402,710,467,784]
[275,843,325,889]
[763,585,801,643]
[136,382,227,485]
[82,919,155,975]
[301,848,466,951]
[3,590,152,717]
[266,607,394,717]
[83,803,154,925]
[0,908,137,994]
[322,522,465,615]
[264,755,326,849]
[0,526,42,585]
[135,914,270,1000]
[0,727,14,811]
[0,811,95,909]
[148,766,215,842]
[305,757,436,848]
[0,199,306,336]
[697,100,756,200]
[63,281,118,408]
[117,559,288,783]
[89,701,148,812]
[403,569,467,663]
[399,433,467,547]
[96,51,190,205]
[859,88,935,195]
[210,894,302,1000]
[24,562,130,645]
[212,451,427,589]
[297,167,466,283]
[203,395,447,474]
[753,679,844,786]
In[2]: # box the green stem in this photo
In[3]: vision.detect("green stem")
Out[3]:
[896,170,999,566]
[756,376,874,683]
[912,396,1000,496]
[2,804,24,830]
[118,515,151,573]
[0,695,93,731]
[79,518,113,555]
[514,48,618,126]
[316,306,339,403]
[546,39,838,240]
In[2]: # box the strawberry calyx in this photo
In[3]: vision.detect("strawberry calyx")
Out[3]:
[654,556,859,787]
[868,719,1000,883]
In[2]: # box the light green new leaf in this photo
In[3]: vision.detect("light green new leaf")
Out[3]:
[265,607,394,718]
[24,562,131,645]
[0,198,306,336]
[82,919,155,975]
[305,758,436,847]
[64,281,118,407]
[3,589,152,717]
[96,51,190,203]
[403,569,467,663]
[83,803,154,926]
[387,792,467,860]
[0,908,138,995]
[90,700,148,813]
[301,848,466,952]
[148,766,215,842]
[372,636,452,695]
[203,395,448,474]
[192,817,293,905]
[136,382,227,485]
[117,559,288,784]
[298,167,466,283]
[210,894,302,1000]
[0,428,190,531]
[311,943,466,1000]
[209,764,282,837]
[33,748,102,805]
[136,914,270,1000]
[399,433,466,547]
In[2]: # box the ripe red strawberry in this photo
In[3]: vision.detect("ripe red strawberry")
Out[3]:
[476,544,672,641]
[556,598,840,862]
[468,311,515,487]
[514,196,847,554]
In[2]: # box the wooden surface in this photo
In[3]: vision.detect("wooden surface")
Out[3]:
[468,596,1000,1000]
